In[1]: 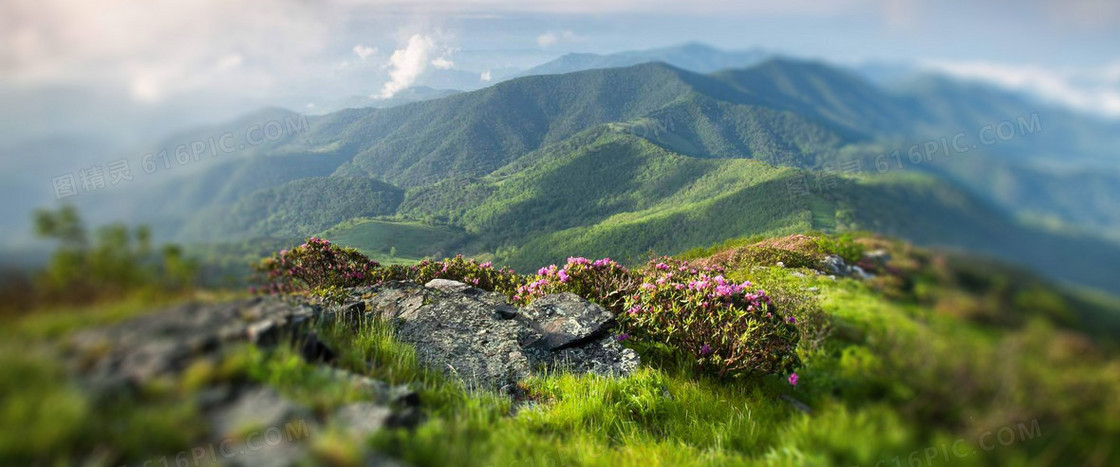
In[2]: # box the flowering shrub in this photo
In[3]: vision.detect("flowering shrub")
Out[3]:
[620,257,800,378]
[513,257,639,312]
[253,239,523,299]
[252,242,800,379]
[411,255,523,296]
[252,238,379,294]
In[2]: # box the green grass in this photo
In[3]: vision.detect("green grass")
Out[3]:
[4,240,1120,466]
[0,298,215,465]
[319,219,470,265]
[360,256,1118,466]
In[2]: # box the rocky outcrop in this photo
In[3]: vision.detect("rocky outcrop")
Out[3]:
[819,255,873,279]
[68,297,321,391]
[354,280,638,392]
[62,280,637,465]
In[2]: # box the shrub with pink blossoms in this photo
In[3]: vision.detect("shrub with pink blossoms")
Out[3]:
[410,255,523,296]
[251,237,380,294]
[620,257,800,378]
[513,257,639,312]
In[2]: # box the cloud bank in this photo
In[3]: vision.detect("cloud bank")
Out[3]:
[925,60,1120,118]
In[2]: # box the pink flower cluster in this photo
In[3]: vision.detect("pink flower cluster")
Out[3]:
[252,237,380,294]
[514,257,631,305]
[617,256,801,378]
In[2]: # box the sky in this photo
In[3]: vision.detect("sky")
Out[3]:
[2,0,1119,147]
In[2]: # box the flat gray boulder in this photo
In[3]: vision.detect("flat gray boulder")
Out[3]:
[355,281,638,391]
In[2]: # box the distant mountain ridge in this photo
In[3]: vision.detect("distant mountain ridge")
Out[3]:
[71,56,1120,294]
[514,43,769,78]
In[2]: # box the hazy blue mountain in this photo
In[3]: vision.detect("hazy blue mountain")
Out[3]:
[514,43,769,78]
[316,87,463,114]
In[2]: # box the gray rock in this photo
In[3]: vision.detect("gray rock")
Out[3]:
[334,402,392,439]
[310,367,419,406]
[211,386,312,440]
[365,282,428,322]
[296,331,336,363]
[247,320,280,346]
[196,384,234,410]
[546,339,640,377]
[818,254,873,279]
[389,287,537,390]
[819,255,850,276]
[68,296,320,385]
[364,284,638,391]
[424,279,473,294]
[864,249,891,265]
[520,293,614,351]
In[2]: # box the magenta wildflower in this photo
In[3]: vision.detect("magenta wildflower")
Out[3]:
[700,344,713,356]
[788,373,799,386]
[616,333,630,341]
[592,258,614,268]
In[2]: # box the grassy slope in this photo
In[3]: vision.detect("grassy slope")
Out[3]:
[5,238,1120,465]
[392,126,1120,294]
[318,219,470,265]
[365,242,1120,466]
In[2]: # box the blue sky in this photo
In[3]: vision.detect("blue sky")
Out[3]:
[2,0,1118,138]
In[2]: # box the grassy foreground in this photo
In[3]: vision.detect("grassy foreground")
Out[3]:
[2,235,1118,466]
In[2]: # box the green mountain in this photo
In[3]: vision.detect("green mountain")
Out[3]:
[90,58,1120,294]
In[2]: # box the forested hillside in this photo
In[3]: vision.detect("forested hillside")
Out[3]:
[79,59,1120,294]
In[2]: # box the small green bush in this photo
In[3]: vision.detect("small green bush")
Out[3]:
[814,234,865,264]
[620,257,800,378]
[737,246,818,269]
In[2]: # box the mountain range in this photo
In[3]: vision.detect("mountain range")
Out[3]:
[51,55,1120,294]
[513,42,769,78]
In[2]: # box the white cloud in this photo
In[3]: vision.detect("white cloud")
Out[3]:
[536,30,580,47]
[2,0,332,99]
[377,34,437,99]
[353,44,378,60]
[430,56,454,69]
[537,32,559,47]
[480,70,492,81]
[215,53,243,71]
[923,60,1120,118]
